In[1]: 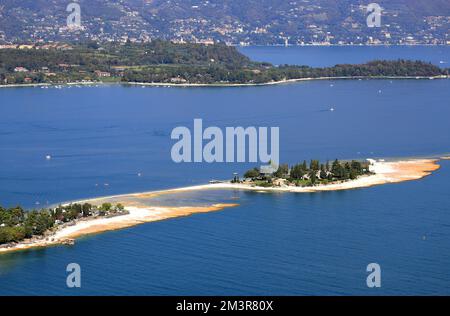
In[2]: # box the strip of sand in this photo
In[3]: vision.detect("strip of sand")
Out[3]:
[0,158,440,254]
[200,158,440,193]
[0,203,237,254]
[1,75,447,89]
[125,75,448,88]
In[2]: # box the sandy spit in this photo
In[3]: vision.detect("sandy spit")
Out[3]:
[0,204,238,254]
[0,159,440,254]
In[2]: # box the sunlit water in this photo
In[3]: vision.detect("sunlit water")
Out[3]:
[0,46,449,295]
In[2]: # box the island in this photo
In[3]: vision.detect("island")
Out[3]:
[0,157,442,254]
[241,159,372,188]
[0,41,448,87]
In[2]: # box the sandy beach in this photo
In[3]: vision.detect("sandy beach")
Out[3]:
[0,158,440,254]
[1,75,447,90]
[0,203,238,254]
[125,75,448,88]
[200,158,440,193]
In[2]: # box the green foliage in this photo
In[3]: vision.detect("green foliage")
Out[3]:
[243,158,371,188]
[0,42,445,86]
[273,164,289,178]
[99,203,112,212]
[253,180,274,188]
[0,226,26,244]
[0,202,126,246]
[290,163,307,179]
[244,168,260,179]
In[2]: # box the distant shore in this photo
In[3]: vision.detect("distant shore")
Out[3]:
[0,158,441,254]
[0,75,447,90]
[0,81,97,89]
[125,75,449,87]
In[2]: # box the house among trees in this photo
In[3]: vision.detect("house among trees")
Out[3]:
[95,70,111,77]
[243,159,372,188]
[14,67,29,72]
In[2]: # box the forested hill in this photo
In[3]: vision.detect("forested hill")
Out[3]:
[0,41,253,70]
[0,42,447,85]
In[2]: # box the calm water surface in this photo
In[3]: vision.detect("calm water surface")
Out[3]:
[0,46,449,295]
[239,45,450,67]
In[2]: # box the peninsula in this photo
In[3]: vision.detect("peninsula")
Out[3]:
[0,158,441,254]
[0,41,448,87]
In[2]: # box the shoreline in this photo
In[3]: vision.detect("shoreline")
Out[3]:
[0,75,447,90]
[0,203,239,254]
[124,75,449,88]
[0,158,441,254]
[239,44,450,47]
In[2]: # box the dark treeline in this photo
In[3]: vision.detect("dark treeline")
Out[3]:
[244,159,372,187]
[0,41,447,85]
[0,203,126,245]
[123,59,447,84]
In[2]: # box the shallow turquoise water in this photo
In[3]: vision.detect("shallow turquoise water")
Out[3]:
[0,46,449,295]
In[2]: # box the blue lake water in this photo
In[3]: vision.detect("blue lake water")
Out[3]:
[239,45,450,67]
[0,46,449,295]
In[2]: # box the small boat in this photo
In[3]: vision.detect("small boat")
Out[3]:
[330,107,335,112]
[45,155,52,160]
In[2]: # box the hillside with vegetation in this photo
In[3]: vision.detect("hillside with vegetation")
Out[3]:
[0,0,448,45]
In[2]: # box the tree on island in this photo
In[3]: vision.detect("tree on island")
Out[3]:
[290,164,306,179]
[244,168,260,179]
[0,202,127,246]
[243,158,371,187]
[274,164,289,178]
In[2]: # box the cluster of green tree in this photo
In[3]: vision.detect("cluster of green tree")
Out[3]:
[244,159,371,187]
[0,203,125,245]
[0,41,447,86]
[0,40,254,84]
[121,59,447,84]
[271,60,447,80]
